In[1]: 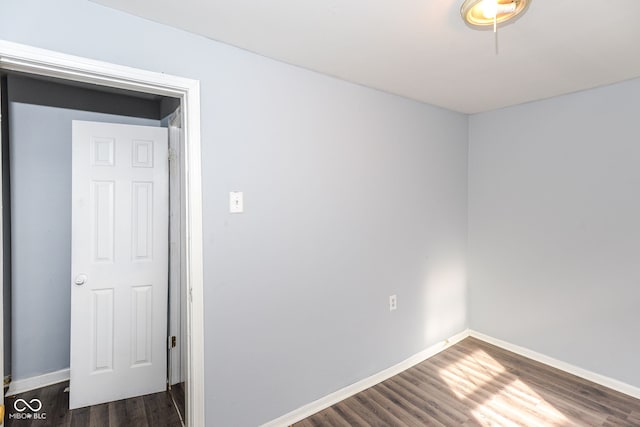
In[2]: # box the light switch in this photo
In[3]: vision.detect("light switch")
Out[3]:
[229,191,243,213]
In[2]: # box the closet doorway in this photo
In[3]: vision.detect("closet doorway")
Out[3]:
[0,41,204,426]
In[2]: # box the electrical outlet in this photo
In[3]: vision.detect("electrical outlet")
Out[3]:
[389,294,397,311]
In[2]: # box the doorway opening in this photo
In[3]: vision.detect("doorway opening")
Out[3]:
[0,40,205,426]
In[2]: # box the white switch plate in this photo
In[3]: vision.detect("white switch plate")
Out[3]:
[389,294,397,311]
[230,191,243,213]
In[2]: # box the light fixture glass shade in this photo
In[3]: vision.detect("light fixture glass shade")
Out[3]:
[461,0,530,29]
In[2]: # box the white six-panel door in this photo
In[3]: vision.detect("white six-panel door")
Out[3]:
[70,121,168,409]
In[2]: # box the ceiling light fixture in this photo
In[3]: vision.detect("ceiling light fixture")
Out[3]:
[461,0,530,29]
[461,0,531,54]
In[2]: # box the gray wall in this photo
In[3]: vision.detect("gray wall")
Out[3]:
[0,1,469,425]
[8,98,159,381]
[468,78,640,389]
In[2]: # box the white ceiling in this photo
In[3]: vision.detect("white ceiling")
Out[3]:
[91,0,640,113]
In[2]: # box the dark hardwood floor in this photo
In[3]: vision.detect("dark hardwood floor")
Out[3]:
[4,381,183,427]
[295,337,640,426]
[169,382,186,422]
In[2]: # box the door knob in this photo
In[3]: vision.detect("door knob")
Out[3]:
[74,274,88,286]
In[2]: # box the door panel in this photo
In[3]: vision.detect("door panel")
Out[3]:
[70,121,168,409]
[132,181,153,260]
[93,180,115,262]
[93,288,114,372]
[131,284,153,366]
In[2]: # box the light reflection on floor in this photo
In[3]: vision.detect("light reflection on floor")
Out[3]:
[438,349,571,426]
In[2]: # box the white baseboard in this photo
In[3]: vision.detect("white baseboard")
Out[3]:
[468,330,640,400]
[5,368,70,396]
[261,329,470,427]
[262,328,640,426]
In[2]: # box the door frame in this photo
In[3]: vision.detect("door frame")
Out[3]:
[0,40,205,426]
[0,73,5,426]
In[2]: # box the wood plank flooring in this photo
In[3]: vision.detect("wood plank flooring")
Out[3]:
[4,381,183,427]
[295,337,640,426]
[170,382,186,422]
